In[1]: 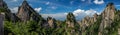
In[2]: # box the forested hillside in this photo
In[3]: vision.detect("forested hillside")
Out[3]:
[0,0,120,35]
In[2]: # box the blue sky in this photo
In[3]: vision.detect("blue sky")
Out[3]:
[4,0,120,20]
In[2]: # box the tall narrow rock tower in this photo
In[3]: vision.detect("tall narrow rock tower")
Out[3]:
[98,3,116,35]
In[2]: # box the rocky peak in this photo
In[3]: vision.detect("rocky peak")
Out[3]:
[93,13,98,18]
[93,13,98,22]
[47,17,56,28]
[17,0,40,22]
[101,2,115,25]
[98,3,116,35]
[21,0,29,7]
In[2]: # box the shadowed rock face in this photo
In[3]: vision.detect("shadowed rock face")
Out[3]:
[0,0,7,9]
[0,0,19,22]
[17,0,40,22]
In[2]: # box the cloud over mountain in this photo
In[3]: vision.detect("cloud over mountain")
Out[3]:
[34,7,42,13]
[41,9,100,20]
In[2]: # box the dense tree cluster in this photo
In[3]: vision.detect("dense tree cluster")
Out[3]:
[3,10,120,35]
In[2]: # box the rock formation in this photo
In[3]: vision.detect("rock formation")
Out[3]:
[17,0,41,22]
[0,0,19,22]
[98,3,116,35]
[47,17,56,28]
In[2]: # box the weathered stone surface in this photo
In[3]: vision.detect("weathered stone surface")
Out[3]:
[47,17,56,28]
[98,3,115,35]
[17,0,40,22]
[101,3,115,28]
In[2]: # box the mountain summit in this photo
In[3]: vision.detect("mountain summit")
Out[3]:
[17,0,41,22]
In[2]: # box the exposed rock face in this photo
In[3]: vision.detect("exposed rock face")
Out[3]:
[0,0,19,22]
[79,14,98,29]
[0,0,11,21]
[101,3,115,28]
[11,13,20,22]
[78,15,98,35]
[17,0,40,22]
[66,12,76,28]
[98,3,115,35]
[47,17,56,28]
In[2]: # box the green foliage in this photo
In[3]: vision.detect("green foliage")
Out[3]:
[0,8,6,13]
[4,10,120,35]
[66,12,76,23]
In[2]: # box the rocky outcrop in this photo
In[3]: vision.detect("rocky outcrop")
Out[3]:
[0,0,19,22]
[47,17,56,28]
[79,14,98,29]
[66,12,76,28]
[101,3,115,28]
[17,0,41,22]
[98,3,116,35]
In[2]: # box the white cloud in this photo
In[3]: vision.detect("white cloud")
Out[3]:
[81,0,85,1]
[41,9,100,20]
[34,7,42,13]
[51,6,57,9]
[10,7,42,13]
[85,9,97,16]
[72,9,100,20]
[93,0,104,4]
[46,2,50,5]
[12,0,17,2]
[41,13,67,20]
[73,9,85,16]
[73,9,98,17]
[10,7,18,13]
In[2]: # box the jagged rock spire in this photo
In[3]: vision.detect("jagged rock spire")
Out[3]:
[17,0,40,22]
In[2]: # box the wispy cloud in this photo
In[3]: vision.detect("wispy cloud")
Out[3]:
[12,0,17,2]
[46,2,50,5]
[70,1,74,5]
[10,7,18,13]
[34,7,42,13]
[93,0,104,4]
[41,9,100,20]
[81,0,85,1]
[41,13,67,20]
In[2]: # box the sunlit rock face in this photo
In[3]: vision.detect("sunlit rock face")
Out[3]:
[17,0,40,22]
[98,3,116,35]
[78,14,98,30]
[47,17,56,28]
[101,3,115,28]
